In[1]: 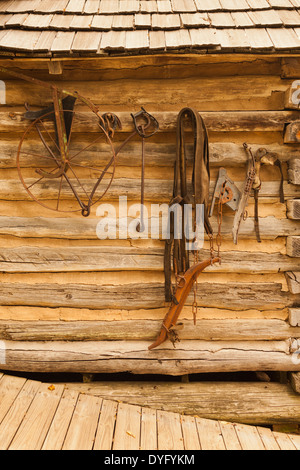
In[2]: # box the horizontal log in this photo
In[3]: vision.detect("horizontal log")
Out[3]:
[63,380,300,426]
[0,140,297,169]
[0,246,299,274]
[0,215,298,240]
[0,281,293,310]
[0,339,298,375]
[1,178,295,202]
[1,110,299,133]
[1,76,288,110]
[0,319,298,342]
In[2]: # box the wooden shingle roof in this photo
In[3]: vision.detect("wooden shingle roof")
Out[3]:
[1,0,300,55]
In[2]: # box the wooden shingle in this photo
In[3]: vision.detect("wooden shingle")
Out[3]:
[244,27,274,49]
[189,27,220,46]
[194,0,222,11]
[152,13,181,29]
[100,30,126,49]
[34,0,69,13]
[277,9,300,25]
[0,14,13,27]
[22,14,53,29]
[245,0,270,9]
[65,0,85,13]
[6,0,40,13]
[71,31,101,51]
[267,27,300,48]
[91,15,113,30]
[34,30,57,51]
[84,0,101,14]
[50,31,75,51]
[70,15,94,30]
[99,0,119,14]
[140,1,158,12]
[112,15,134,29]
[248,9,283,26]
[209,12,236,27]
[171,0,197,12]
[157,1,172,13]
[0,29,41,50]
[180,12,210,26]
[231,11,254,27]
[165,28,191,48]
[135,13,152,28]
[118,1,140,13]
[4,13,28,27]
[216,28,250,49]
[50,14,75,30]
[219,0,250,10]
[125,29,149,49]
[267,0,294,8]
[149,30,166,49]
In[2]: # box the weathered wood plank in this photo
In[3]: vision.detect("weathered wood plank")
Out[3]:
[93,399,118,450]
[113,403,141,451]
[0,110,299,133]
[1,76,289,110]
[219,421,242,450]
[1,339,299,375]
[1,178,295,202]
[8,383,65,450]
[0,379,41,450]
[0,246,298,274]
[1,140,296,169]
[0,215,298,240]
[157,410,184,450]
[0,375,27,425]
[140,407,157,451]
[234,423,265,450]
[180,415,201,451]
[196,418,226,450]
[62,394,102,450]
[42,388,79,450]
[256,426,281,450]
[0,319,298,342]
[63,380,300,426]
[0,281,293,310]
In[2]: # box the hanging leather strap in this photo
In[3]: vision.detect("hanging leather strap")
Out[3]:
[164,108,211,302]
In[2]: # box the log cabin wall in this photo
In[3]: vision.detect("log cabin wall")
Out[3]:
[0,0,298,376]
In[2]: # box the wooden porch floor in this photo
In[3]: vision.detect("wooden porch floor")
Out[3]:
[0,372,299,451]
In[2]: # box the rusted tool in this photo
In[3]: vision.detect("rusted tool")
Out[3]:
[148,257,220,350]
[232,143,256,244]
[131,107,159,232]
[209,167,241,217]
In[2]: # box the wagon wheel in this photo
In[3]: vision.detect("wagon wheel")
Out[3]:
[17,96,116,216]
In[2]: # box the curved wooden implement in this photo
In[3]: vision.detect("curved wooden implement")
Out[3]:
[148,257,220,350]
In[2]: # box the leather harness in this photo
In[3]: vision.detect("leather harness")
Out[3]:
[164,107,212,303]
